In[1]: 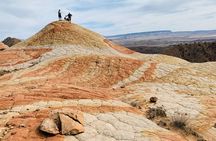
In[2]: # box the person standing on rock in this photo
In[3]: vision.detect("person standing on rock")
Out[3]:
[58,9,62,20]
[67,13,72,22]
[64,13,72,22]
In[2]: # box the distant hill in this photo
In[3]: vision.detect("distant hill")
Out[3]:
[108,30,216,62]
[164,42,216,62]
[2,37,21,47]
[108,30,173,39]
[129,42,216,63]
[109,30,216,47]
[108,30,216,39]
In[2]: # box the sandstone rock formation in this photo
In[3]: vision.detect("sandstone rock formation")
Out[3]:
[59,114,84,135]
[40,109,84,136]
[40,118,59,135]
[0,21,215,141]
[0,42,8,50]
[2,37,21,47]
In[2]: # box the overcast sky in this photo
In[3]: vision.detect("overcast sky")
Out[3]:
[1,0,216,40]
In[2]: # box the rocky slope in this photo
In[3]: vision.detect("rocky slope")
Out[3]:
[163,42,216,62]
[0,21,215,141]
[2,37,21,47]
[0,42,8,50]
[127,41,216,63]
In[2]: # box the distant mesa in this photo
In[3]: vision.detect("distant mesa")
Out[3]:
[110,30,216,63]
[2,37,21,47]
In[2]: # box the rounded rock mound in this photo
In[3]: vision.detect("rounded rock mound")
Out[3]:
[2,37,21,47]
[14,21,110,49]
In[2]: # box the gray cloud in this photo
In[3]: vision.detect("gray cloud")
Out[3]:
[138,0,190,14]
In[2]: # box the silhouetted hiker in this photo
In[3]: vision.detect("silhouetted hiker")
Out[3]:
[64,13,72,22]
[58,9,62,20]
[68,13,72,21]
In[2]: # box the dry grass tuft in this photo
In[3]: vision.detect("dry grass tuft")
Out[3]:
[170,112,207,141]
[146,106,166,119]
[171,112,189,129]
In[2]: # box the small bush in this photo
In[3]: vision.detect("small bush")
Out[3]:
[146,106,166,119]
[170,112,207,141]
[171,112,189,129]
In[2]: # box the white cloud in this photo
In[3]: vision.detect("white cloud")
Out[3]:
[1,0,216,40]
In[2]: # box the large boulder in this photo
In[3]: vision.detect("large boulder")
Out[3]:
[39,118,59,135]
[39,109,84,136]
[59,113,84,135]
[51,108,84,125]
